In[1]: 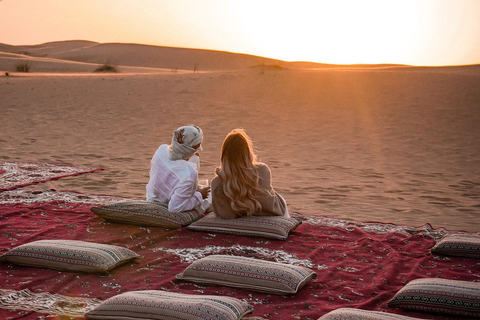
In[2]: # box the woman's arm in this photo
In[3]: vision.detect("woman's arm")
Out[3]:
[256,163,288,217]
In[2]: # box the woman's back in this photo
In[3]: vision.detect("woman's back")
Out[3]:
[212,162,288,219]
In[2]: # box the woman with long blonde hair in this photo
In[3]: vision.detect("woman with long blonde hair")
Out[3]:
[211,129,288,219]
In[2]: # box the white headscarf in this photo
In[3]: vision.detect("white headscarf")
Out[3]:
[169,125,203,160]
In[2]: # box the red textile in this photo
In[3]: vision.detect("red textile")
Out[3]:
[0,190,479,320]
[0,161,103,191]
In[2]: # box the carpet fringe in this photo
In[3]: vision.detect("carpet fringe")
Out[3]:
[0,288,102,317]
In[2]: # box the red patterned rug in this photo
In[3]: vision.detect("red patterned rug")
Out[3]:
[0,190,478,319]
[0,161,103,192]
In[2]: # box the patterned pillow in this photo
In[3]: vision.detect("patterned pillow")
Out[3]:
[387,278,480,318]
[431,234,480,258]
[91,200,204,229]
[176,255,316,295]
[0,240,140,273]
[84,290,253,320]
[318,308,425,320]
[187,213,301,240]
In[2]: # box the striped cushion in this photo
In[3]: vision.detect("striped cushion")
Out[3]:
[318,308,425,319]
[187,213,301,240]
[91,200,204,229]
[0,240,140,273]
[176,255,316,295]
[84,290,253,320]
[388,278,480,318]
[431,234,480,258]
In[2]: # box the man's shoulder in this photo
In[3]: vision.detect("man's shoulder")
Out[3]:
[153,144,169,157]
[183,161,199,174]
[158,144,169,152]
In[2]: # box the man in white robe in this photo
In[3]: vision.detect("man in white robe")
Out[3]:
[146,125,210,213]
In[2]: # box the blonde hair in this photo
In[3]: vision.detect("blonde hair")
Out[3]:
[217,129,262,216]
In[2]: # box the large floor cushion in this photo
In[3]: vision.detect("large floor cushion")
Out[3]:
[388,278,480,318]
[91,200,204,229]
[0,240,140,273]
[431,234,480,258]
[318,308,426,319]
[187,213,301,240]
[176,254,316,295]
[84,290,253,320]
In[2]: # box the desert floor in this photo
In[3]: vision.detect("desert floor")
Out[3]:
[1,45,479,232]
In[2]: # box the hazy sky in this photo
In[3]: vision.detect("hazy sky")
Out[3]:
[1,0,480,66]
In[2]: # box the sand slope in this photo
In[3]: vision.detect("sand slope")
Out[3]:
[0,40,289,73]
[0,40,427,74]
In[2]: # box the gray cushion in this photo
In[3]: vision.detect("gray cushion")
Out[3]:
[187,213,301,240]
[84,290,253,320]
[91,200,204,229]
[176,254,316,295]
[431,234,480,258]
[388,278,480,318]
[0,240,140,273]
[318,308,426,319]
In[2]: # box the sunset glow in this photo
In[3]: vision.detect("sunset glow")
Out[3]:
[1,0,479,66]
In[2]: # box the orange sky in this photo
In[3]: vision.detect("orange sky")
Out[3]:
[1,0,479,66]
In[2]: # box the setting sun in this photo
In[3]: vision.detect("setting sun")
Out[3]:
[232,1,424,64]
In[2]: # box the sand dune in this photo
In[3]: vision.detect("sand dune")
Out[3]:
[0,40,445,74]
[0,40,289,73]
[0,40,98,56]
[0,52,180,74]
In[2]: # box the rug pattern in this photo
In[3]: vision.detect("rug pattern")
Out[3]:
[0,161,103,192]
[0,190,478,320]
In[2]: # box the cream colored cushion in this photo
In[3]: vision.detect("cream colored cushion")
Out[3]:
[187,213,301,240]
[84,290,253,320]
[91,200,204,229]
[318,308,425,319]
[431,234,480,258]
[0,240,140,273]
[176,255,316,295]
[388,278,480,318]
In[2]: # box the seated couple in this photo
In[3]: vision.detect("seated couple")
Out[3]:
[146,125,289,220]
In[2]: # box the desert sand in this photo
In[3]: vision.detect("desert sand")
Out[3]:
[1,41,479,232]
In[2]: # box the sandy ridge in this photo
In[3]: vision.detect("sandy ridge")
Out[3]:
[2,40,480,75]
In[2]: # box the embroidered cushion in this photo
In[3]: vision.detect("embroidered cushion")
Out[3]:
[176,255,316,295]
[387,278,480,318]
[91,200,204,229]
[187,213,301,240]
[84,290,253,320]
[431,234,480,258]
[0,240,140,273]
[318,308,425,319]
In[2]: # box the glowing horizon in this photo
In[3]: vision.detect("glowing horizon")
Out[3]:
[0,0,479,66]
